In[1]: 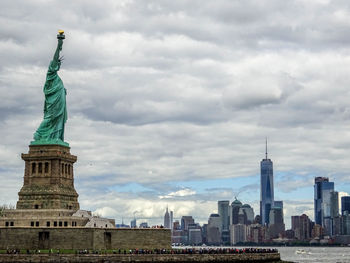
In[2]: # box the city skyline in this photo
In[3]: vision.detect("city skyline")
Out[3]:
[1,1,350,229]
[163,174,350,245]
[122,172,347,230]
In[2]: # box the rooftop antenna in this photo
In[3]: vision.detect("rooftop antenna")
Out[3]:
[233,191,240,200]
[265,137,268,159]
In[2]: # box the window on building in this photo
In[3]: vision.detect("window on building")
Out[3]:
[31,221,34,227]
[68,165,71,175]
[62,163,64,174]
[46,221,50,227]
[54,221,57,227]
[59,221,62,227]
[36,221,39,227]
[64,221,68,227]
[45,162,49,173]
[65,164,68,174]
[5,222,9,227]
[32,163,36,174]
[38,163,42,173]
[10,222,14,226]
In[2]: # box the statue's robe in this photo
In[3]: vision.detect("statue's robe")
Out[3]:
[34,60,67,142]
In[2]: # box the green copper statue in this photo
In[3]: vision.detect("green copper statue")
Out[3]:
[31,31,69,147]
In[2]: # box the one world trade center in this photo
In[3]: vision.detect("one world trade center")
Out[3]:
[260,139,274,225]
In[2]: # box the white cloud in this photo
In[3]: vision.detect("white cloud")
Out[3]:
[0,0,350,226]
[85,191,216,226]
[159,188,196,199]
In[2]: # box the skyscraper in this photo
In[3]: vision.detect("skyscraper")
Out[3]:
[330,191,339,218]
[260,139,274,225]
[218,200,230,244]
[268,206,285,238]
[218,201,229,230]
[188,229,202,245]
[291,214,312,241]
[274,201,283,210]
[130,218,136,228]
[341,211,350,235]
[314,177,340,236]
[230,224,247,245]
[207,214,222,245]
[240,204,255,224]
[231,198,243,225]
[181,216,194,231]
[170,210,174,230]
[164,206,170,228]
[314,177,334,225]
[341,196,350,215]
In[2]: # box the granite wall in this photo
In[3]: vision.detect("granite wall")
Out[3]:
[0,227,171,250]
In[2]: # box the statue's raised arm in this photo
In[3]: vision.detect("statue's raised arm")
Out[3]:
[31,31,69,147]
[52,39,63,64]
[47,31,65,77]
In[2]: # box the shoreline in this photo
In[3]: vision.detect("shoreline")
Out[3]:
[0,253,284,263]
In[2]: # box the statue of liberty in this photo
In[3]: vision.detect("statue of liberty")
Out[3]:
[31,31,69,147]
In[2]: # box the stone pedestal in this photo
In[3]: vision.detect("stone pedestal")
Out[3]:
[16,144,79,210]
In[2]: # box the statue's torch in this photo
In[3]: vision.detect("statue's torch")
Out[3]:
[57,30,65,40]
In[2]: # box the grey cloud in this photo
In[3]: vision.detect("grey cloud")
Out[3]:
[2,0,350,226]
[236,183,260,195]
[222,72,302,110]
[276,178,312,193]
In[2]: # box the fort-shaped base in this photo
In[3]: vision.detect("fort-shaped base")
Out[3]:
[17,144,79,210]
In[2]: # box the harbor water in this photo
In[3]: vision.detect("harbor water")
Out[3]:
[276,246,350,263]
[177,246,350,263]
[234,246,350,262]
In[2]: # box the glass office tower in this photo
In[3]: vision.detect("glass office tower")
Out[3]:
[260,141,274,225]
[314,177,334,225]
[342,196,350,215]
[218,200,230,244]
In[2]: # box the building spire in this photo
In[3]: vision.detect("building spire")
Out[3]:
[265,137,268,159]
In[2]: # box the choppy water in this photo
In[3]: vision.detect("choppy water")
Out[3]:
[176,246,350,263]
[276,246,350,263]
[234,246,350,262]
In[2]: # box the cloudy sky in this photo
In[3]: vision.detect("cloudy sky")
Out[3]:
[1,0,350,228]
